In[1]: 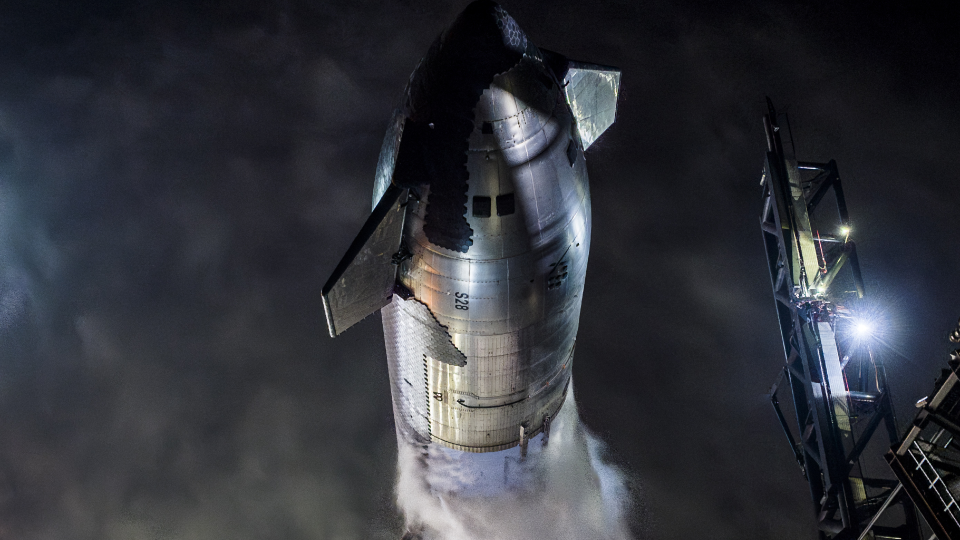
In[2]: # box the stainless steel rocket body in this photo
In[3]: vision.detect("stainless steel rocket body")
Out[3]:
[383,61,591,452]
[321,1,618,456]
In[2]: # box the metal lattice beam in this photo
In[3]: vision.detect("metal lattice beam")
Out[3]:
[886,324,960,540]
[759,99,920,540]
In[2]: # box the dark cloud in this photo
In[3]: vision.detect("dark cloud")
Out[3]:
[1,1,957,539]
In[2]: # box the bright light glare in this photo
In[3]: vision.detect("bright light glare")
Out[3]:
[853,320,874,339]
[839,225,851,237]
[838,298,907,360]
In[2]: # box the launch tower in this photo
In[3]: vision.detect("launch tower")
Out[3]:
[884,318,960,540]
[759,99,920,540]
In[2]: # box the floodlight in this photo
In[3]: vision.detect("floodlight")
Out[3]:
[853,320,874,339]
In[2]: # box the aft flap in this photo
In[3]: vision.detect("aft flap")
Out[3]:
[558,60,621,150]
[322,185,407,337]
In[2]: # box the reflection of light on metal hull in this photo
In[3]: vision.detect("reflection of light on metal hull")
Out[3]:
[321,0,619,498]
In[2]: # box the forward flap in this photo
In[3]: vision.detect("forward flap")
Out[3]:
[557,58,621,150]
[322,185,407,337]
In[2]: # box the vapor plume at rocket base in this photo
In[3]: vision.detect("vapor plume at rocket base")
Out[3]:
[321,2,631,537]
[397,386,634,540]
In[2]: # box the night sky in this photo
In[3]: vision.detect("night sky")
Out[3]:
[1,1,958,539]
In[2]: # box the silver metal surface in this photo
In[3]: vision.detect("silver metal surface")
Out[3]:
[385,54,591,452]
[323,1,619,455]
[321,187,406,336]
[562,63,621,150]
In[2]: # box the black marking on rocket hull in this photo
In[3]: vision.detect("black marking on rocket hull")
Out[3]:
[392,0,533,253]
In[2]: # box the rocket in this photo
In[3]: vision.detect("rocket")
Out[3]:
[322,0,619,495]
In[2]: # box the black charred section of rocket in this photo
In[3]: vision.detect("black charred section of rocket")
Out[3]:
[394,281,415,300]
[539,48,570,82]
[392,118,474,252]
[423,190,473,254]
[391,1,529,253]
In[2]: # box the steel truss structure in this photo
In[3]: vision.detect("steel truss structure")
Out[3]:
[759,99,920,540]
[885,319,960,540]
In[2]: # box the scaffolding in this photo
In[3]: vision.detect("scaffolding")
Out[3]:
[759,99,920,540]
[885,319,960,540]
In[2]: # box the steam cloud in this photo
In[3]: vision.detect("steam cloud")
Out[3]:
[396,386,636,540]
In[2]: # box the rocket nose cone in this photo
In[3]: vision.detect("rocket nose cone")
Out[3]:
[406,0,531,119]
[443,0,528,57]
[394,1,536,254]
